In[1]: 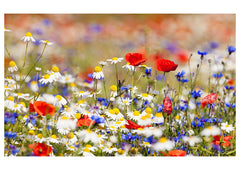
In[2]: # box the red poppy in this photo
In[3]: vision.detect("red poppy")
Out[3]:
[30,101,55,116]
[212,135,233,147]
[168,150,186,156]
[76,115,95,127]
[156,58,178,72]
[28,143,36,149]
[125,119,151,130]
[125,53,146,66]
[163,96,172,116]
[227,79,235,86]
[201,93,217,108]
[176,51,189,64]
[32,143,53,156]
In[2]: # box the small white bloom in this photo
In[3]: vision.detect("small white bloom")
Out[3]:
[107,57,123,64]
[21,32,35,42]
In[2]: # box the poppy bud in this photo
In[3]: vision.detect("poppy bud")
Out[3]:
[163,96,172,116]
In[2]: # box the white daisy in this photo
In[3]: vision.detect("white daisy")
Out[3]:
[182,136,202,147]
[200,126,221,137]
[5,96,15,109]
[56,116,77,135]
[75,129,100,145]
[40,40,53,45]
[61,106,77,117]
[8,61,18,72]
[152,112,164,124]
[48,134,59,144]
[109,85,118,97]
[92,66,104,79]
[29,81,39,92]
[127,110,141,121]
[106,57,123,64]
[98,61,108,66]
[12,92,30,100]
[59,74,75,84]
[121,98,132,106]
[221,122,234,133]
[105,108,124,121]
[21,32,35,42]
[122,63,135,71]
[53,95,67,107]
[39,73,55,84]
[141,127,163,138]
[74,90,91,98]
[138,93,153,102]
[152,137,175,151]
[102,147,118,154]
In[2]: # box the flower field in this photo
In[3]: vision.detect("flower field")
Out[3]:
[4,14,236,157]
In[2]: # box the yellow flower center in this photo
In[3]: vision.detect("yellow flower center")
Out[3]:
[25,32,32,37]
[109,109,115,115]
[175,115,180,120]
[85,144,92,148]
[75,113,81,119]
[145,107,152,114]
[146,113,151,118]
[159,137,167,143]
[9,61,16,67]
[206,126,212,130]
[52,66,59,72]
[86,129,92,133]
[44,74,50,79]
[144,142,150,145]
[138,128,143,130]
[68,132,74,139]
[31,81,37,85]
[17,93,22,96]
[61,116,69,120]
[7,96,14,101]
[118,148,125,154]
[70,146,75,149]
[28,130,35,135]
[37,134,43,139]
[155,112,163,117]
[141,116,147,120]
[225,125,229,128]
[110,85,117,91]
[83,148,90,152]
[70,83,76,87]
[142,93,148,97]
[66,107,71,112]
[110,126,116,130]
[51,135,57,139]
[79,91,85,94]
[94,66,102,72]
[115,121,121,125]
[14,104,18,108]
[112,57,118,60]
[113,108,120,115]
[78,100,84,104]
[19,102,25,107]
[56,95,62,101]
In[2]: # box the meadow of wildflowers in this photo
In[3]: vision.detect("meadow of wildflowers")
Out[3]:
[4,14,236,157]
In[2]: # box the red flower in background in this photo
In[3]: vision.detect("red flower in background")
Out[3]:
[29,101,55,116]
[76,115,95,127]
[212,135,233,147]
[176,51,189,64]
[163,96,172,116]
[32,143,53,156]
[201,93,217,108]
[125,120,151,129]
[125,53,146,66]
[156,58,178,72]
[169,150,186,156]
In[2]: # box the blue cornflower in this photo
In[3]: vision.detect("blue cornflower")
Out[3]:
[42,19,51,26]
[34,39,41,46]
[225,103,236,108]
[156,75,166,81]
[90,115,105,124]
[191,121,196,127]
[228,46,236,55]
[175,70,188,83]
[224,86,234,90]
[89,23,102,33]
[145,67,152,76]
[210,42,219,49]
[197,50,208,56]
[212,72,223,79]
[191,90,202,99]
